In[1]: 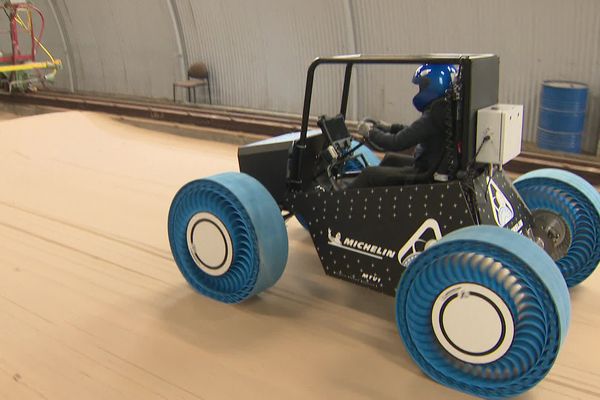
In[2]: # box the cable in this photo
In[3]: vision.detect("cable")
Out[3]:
[14,12,56,64]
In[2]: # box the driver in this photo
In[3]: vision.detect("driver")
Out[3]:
[352,64,456,187]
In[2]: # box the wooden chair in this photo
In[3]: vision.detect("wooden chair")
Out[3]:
[173,62,212,104]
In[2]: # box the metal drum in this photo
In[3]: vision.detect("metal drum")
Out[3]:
[537,81,588,153]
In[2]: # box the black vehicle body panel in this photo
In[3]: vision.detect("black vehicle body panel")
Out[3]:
[238,54,532,296]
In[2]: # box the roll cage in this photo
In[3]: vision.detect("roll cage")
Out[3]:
[287,54,500,189]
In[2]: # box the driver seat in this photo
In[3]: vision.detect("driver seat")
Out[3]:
[316,114,434,187]
[351,97,456,188]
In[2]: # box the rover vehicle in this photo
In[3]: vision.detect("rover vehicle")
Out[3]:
[168,54,600,398]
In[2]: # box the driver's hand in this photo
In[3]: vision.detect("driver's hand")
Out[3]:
[357,120,375,137]
[358,117,396,134]
[376,120,392,132]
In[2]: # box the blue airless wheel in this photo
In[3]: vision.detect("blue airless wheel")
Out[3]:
[168,172,288,303]
[515,168,600,286]
[396,225,570,399]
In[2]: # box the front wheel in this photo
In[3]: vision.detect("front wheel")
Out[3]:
[396,225,570,398]
[168,172,288,303]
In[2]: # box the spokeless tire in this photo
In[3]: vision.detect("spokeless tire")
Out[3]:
[396,225,570,398]
[168,172,288,303]
[515,168,600,286]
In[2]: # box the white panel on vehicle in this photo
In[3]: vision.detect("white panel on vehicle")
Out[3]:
[476,104,523,165]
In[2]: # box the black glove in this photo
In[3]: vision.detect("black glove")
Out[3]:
[375,120,392,132]
[357,119,376,137]
[365,118,392,132]
[365,127,386,152]
[389,123,407,134]
[359,117,403,133]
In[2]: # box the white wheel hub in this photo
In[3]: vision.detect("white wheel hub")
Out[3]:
[186,212,233,276]
[431,283,514,364]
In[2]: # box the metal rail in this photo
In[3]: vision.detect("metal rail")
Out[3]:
[0,91,306,135]
[1,90,598,185]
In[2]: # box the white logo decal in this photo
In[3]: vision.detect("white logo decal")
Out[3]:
[327,219,443,267]
[361,272,382,283]
[327,229,397,260]
[487,178,514,227]
[397,219,443,267]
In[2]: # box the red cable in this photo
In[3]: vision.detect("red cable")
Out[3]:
[27,4,46,43]
[13,4,46,57]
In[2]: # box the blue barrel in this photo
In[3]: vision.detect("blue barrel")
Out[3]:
[537,81,588,153]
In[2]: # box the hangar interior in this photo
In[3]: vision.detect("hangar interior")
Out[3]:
[1,1,600,399]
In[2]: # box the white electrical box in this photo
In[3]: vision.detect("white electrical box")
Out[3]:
[475,104,523,165]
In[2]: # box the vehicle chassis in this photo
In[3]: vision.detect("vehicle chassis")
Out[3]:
[239,54,533,296]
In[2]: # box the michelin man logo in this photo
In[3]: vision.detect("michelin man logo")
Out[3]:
[487,178,514,227]
[397,219,443,267]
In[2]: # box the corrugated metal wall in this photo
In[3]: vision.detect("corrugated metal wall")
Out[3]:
[11,0,600,153]
[174,0,353,117]
[349,0,600,153]
[50,0,183,98]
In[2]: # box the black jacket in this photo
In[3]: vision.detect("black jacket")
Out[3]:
[368,98,448,172]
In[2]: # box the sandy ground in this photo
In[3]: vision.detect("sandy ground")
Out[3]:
[0,111,18,121]
[0,111,599,400]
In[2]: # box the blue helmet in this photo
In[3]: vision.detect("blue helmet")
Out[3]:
[412,64,457,112]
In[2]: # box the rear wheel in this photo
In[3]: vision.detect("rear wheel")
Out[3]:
[515,168,600,286]
[396,225,570,398]
[168,172,288,303]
